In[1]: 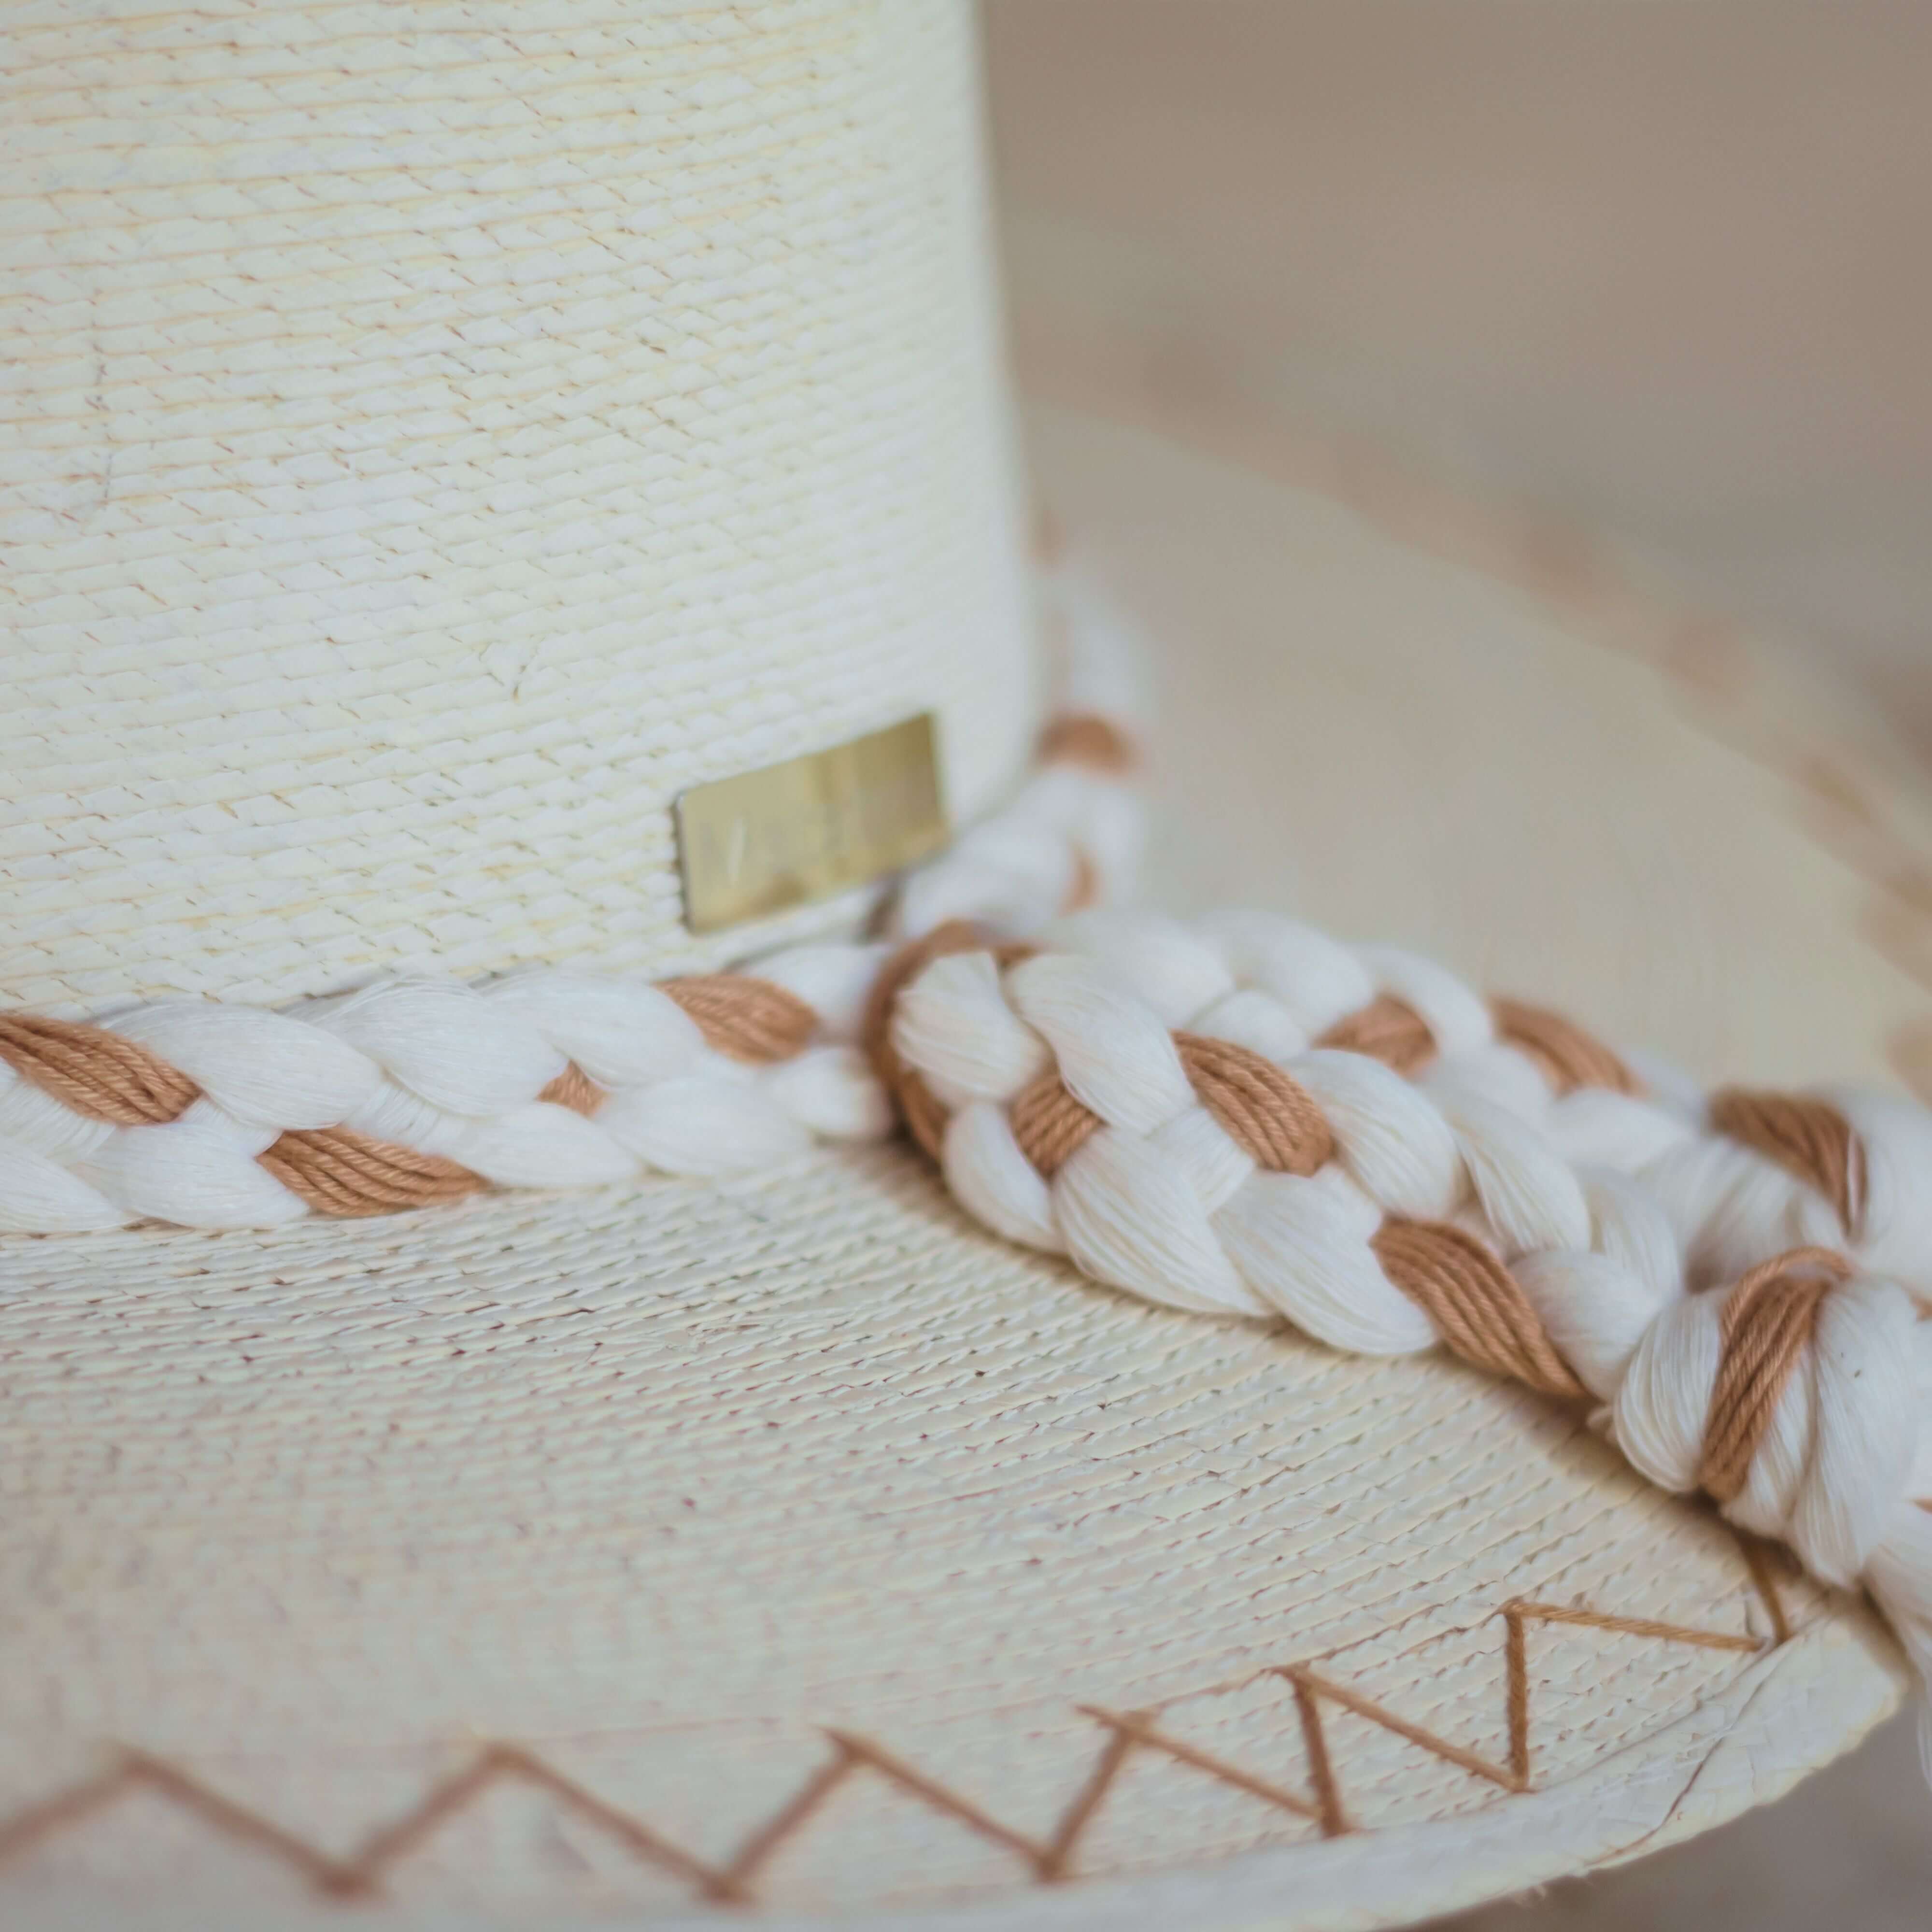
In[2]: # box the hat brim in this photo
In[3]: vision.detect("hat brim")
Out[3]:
[1,402,1920,1929]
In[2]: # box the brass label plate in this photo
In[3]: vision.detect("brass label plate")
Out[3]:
[673,714,948,936]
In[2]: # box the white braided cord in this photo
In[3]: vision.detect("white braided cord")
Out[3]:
[4,559,1930,1757]
[5,874,1932,1755]
[1038,908,1932,1293]
[879,916,1932,1753]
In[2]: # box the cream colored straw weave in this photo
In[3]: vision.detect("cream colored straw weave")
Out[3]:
[0,4,1923,1928]
[3,0,1037,1012]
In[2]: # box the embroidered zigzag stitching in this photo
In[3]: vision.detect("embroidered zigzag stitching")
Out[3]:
[0,1557,1788,1907]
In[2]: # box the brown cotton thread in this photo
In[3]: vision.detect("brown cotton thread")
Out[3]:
[1495,1599,1760,1790]
[346,1744,732,1903]
[1008,1069,1104,1177]
[327,1752,510,1894]
[1035,1727,1136,1881]
[0,1584,1773,1900]
[258,1127,486,1218]
[0,1012,199,1125]
[659,975,818,1065]
[1709,1089,1866,1236]
[1491,997,1641,1097]
[115,1752,356,1891]
[0,1760,137,1870]
[1730,1528,1794,1648]
[1078,1708,1323,1826]
[1506,1599,1758,1654]
[1174,1033,1335,1175]
[823,1732,1051,1871]
[1315,994,1438,1076]
[1699,1247,1852,1504]
[537,1063,605,1116]
[863,920,987,1158]
[1289,1671,1349,1837]
[1038,713,1139,776]
[1502,1605,1532,1786]
[712,1744,862,1900]
[1371,1219,1587,1401]
[1283,1664,1526,1794]
[1060,846,1101,916]
[862,922,1038,1160]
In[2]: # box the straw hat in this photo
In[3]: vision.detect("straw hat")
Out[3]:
[4,5,1928,1927]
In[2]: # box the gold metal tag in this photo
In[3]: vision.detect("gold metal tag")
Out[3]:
[673,714,947,935]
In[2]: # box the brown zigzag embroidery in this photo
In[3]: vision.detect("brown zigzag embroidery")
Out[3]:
[0,1591,1777,1906]
[1281,1601,1760,1813]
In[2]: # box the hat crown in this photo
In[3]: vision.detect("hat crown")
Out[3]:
[2,0,1038,1013]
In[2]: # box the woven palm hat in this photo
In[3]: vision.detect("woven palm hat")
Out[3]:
[5,4,1932,1927]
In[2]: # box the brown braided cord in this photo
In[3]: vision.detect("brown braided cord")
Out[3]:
[862,923,1038,1161]
[0,1013,199,1125]
[1699,1246,1853,1504]
[889,1070,953,1165]
[1037,713,1139,776]
[1008,1070,1103,1177]
[1708,1089,1866,1236]
[1174,1034,1335,1175]
[1314,995,1438,1077]
[660,976,819,1065]
[1371,1220,1588,1401]
[1491,997,1641,1097]
[538,1064,606,1117]
[258,1128,487,1218]
[860,943,1603,1409]
[864,929,1336,1179]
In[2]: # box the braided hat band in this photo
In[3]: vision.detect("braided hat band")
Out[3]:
[0,558,1146,1230]
[14,2,1918,1913]
[2,568,1930,1786]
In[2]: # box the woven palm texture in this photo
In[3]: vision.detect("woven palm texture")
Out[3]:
[3,3,1928,1928]
[3,0,1037,1012]
[0,408,1919,1926]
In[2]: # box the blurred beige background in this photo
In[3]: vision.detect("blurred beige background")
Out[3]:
[983,5,1932,1926]
[986,0,1932,756]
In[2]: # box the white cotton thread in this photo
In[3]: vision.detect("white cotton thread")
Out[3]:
[1039,909,1932,1308]
[4,885,1932,1771]
[867,921,1932,1765]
